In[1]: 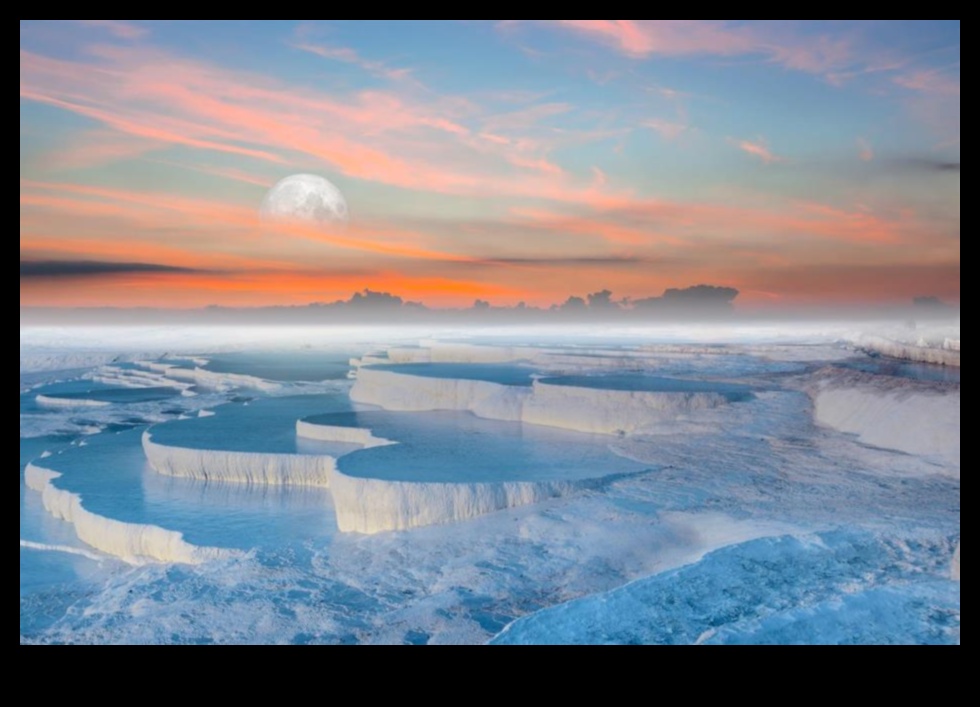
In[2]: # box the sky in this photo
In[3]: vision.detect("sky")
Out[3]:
[20,20,960,309]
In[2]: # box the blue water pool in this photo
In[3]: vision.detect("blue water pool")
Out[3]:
[306,410,648,483]
[366,363,537,386]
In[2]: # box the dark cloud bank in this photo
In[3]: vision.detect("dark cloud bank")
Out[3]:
[20,260,200,278]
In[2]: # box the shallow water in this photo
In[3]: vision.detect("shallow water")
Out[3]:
[149,394,352,454]
[540,374,754,398]
[202,351,355,382]
[367,363,537,386]
[311,410,648,482]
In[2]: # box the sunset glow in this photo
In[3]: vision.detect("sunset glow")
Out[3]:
[20,20,960,309]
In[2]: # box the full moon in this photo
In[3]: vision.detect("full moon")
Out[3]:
[260,174,349,228]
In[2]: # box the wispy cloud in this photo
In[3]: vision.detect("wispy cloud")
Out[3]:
[538,20,858,76]
[18,23,959,308]
[554,20,755,58]
[730,137,781,164]
[75,20,147,40]
[19,47,599,201]
[893,67,960,95]
[481,102,571,133]
[645,119,689,141]
[892,66,960,144]
[155,161,273,187]
[38,130,162,170]
[292,41,415,82]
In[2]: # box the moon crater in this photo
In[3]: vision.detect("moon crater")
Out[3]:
[260,174,349,228]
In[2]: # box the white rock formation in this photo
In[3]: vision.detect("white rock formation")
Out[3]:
[133,361,279,392]
[297,416,643,534]
[523,380,727,435]
[295,420,393,448]
[852,335,960,367]
[809,370,959,468]
[142,431,335,487]
[35,394,111,409]
[350,367,530,421]
[24,462,231,564]
[330,473,596,534]
[350,367,730,436]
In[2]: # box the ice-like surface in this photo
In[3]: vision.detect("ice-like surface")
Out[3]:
[302,410,648,533]
[492,531,960,645]
[25,462,230,565]
[952,544,960,581]
[20,328,959,644]
[809,369,960,469]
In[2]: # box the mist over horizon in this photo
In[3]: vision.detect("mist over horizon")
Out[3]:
[19,283,960,327]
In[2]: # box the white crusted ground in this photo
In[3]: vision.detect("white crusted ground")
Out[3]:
[808,369,960,469]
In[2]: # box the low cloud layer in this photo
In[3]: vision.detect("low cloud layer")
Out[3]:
[20,260,201,279]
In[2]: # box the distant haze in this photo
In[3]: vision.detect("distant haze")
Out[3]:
[19,287,959,327]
